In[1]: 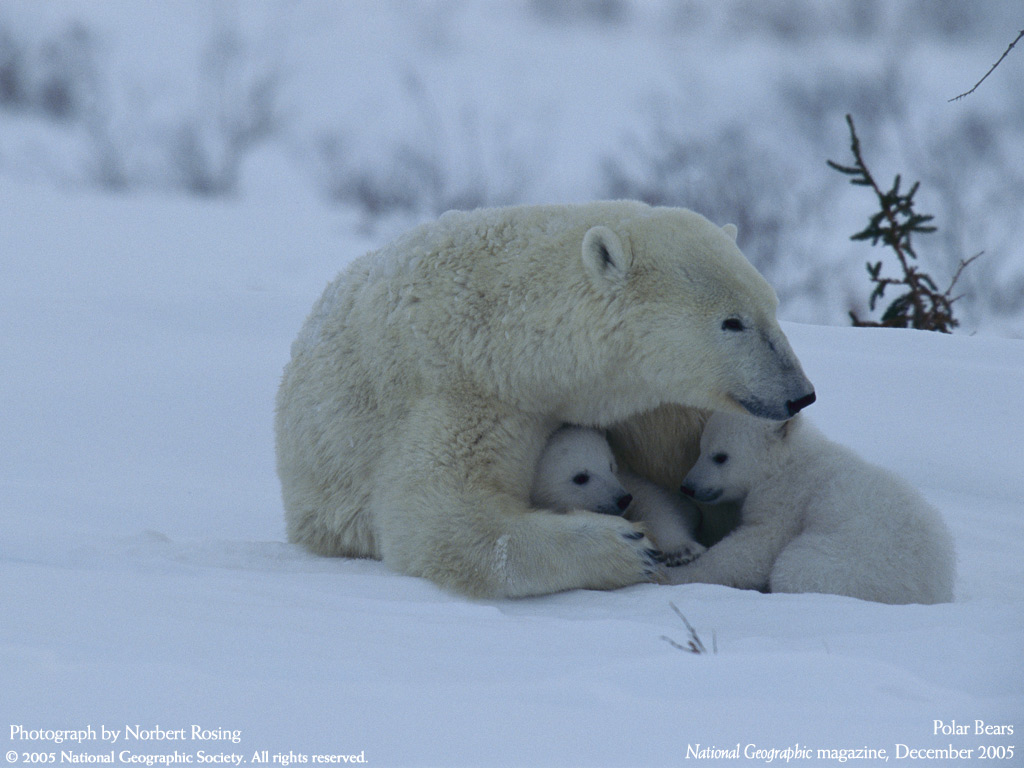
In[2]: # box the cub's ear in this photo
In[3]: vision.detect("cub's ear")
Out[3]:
[581,225,632,285]
[722,223,738,242]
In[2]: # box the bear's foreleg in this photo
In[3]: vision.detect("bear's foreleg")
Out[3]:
[374,397,664,598]
[664,515,794,591]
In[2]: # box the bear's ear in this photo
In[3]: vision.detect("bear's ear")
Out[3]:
[581,226,632,285]
[722,223,738,242]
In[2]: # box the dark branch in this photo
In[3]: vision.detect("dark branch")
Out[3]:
[949,29,1024,102]
[661,602,712,655]
[829,114,979,332]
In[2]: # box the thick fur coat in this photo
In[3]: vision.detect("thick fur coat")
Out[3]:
[671,412,956,604]
[275,202,815,597]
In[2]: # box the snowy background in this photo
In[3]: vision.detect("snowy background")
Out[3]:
[2,0,1023,334]
[2,2,1023,766]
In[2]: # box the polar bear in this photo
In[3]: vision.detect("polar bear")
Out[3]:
[530,425,705,566]
[275,201,816,598]
[668,411,956,604]
[529,425,634,516]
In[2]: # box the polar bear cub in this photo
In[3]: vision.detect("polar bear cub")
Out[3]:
[531,425,705,567]
[669,412,955,604]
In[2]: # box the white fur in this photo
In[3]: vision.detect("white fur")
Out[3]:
[275,202,814,598]
[531,426,706,566]
[530,425,631,516]
[669,412,956,604]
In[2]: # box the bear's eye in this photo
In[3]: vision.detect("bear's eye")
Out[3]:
[572,472,590,485]
[722,317,745,332]
[712,453,729,465]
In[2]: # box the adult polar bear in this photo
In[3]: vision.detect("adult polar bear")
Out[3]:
[275,202,816,597]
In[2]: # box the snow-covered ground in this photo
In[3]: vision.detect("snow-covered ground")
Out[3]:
[3,175,1022,766]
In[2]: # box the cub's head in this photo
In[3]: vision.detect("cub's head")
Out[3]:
[681,411,795,503]
[530,425,632,515]
[580,208,815,421]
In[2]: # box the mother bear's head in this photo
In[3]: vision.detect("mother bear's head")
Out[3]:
[577,207,815,422]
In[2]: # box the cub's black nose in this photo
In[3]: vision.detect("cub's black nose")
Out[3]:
[617,493,633,511]
[786,391,816,416]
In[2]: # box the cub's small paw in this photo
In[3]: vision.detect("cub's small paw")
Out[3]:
[663,542,706,568]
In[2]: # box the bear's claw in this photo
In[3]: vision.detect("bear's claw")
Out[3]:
[618,528,665,580]
[646,548,667,563]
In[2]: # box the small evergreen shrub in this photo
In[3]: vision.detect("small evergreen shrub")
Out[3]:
[828,114,978,332]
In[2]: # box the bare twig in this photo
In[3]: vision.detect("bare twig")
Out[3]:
[661,602,715,655]
[949,29,1023,102]
[945,252,984,305]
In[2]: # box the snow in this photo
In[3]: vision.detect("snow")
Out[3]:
[3,2,1023,764]
[2,0,1022,332]
[3,172,1022,766]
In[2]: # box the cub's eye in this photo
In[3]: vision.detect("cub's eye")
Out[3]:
[572,473,590,485]
[712,453,729,465]
[722,318,745,332]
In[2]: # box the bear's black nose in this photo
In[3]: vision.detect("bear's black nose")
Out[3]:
[617,493,633,511]
[786,391,816,416]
